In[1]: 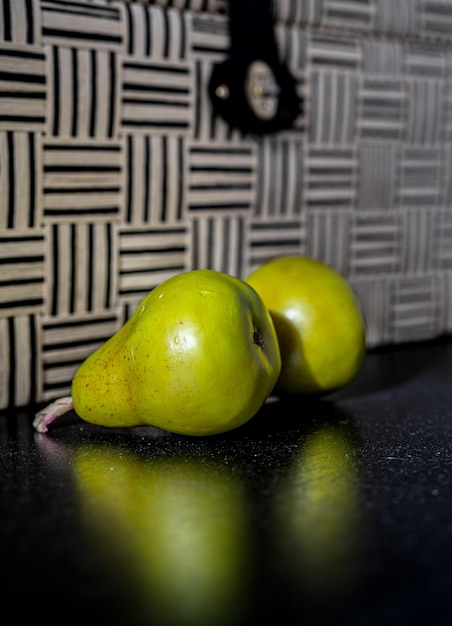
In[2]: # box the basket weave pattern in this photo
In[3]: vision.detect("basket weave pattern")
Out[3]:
[1,0,452,409]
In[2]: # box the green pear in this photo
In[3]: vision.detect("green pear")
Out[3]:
[33,269,281,436]
[246,256,366,394]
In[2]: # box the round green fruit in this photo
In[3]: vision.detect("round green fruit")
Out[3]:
[34,269,281,436]
[245,256,366,395]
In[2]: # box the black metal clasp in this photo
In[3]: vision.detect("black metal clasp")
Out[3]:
[208,0,302,135]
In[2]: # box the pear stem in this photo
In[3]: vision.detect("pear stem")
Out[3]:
[33,396,74,433]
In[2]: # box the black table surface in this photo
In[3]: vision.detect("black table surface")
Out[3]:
[2,338,452,626]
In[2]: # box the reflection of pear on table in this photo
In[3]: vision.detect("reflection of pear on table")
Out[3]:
[33,269,281,437]
[274,420,362,601]
[73,444,253,626]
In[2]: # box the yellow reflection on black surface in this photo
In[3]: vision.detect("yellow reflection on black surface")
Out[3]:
[73,444,252,626]
[274,419,362,602]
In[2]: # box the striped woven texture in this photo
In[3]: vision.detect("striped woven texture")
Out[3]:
[1,0,452,409]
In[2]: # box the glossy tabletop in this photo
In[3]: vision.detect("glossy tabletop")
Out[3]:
[2,339,452,626]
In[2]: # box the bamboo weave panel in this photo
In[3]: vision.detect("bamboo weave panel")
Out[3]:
[1,0,452,409]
